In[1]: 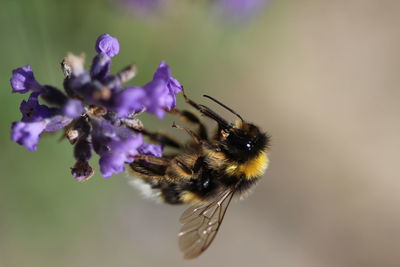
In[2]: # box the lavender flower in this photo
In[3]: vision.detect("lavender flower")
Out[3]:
[142,61,182,118]
[10,33,182,180]
[11,121,47,151]
[153,61,182,107]
[13,91,73,150]
[11,65,42,93]
[92,120,143,177]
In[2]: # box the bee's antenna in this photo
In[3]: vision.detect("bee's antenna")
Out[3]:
[203,95,244,122]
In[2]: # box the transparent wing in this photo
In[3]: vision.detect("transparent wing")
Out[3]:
[178,189,235,259]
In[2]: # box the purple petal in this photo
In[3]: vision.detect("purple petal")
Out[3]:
[113,86,145,117]
[44,115,73,132]
[20,92,53,122]
[91,120,143,156]
[143,61,182,117]
[92,120,117,144]
[95,34,120,58]
[11,121,47,151]
[138,142,163,157]
[154,61,182,94]
[168,77,182,94]
[99,153,126,178]
[98,133,143,177]
[153,61,171,80]
[10,65,42,94]
[143,79,174,119]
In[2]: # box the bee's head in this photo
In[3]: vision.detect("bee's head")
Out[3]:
[201,95,269,163]
[220,121,269,162]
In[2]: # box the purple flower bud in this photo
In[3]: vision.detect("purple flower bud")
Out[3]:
[20,92,53,122]
[138,142,163,157]
[90,53,112,80]
[11,121,47,151]
[95,34,120,58]
[63,99,84,118]
[10,65,42,94]
[112,86,145,117]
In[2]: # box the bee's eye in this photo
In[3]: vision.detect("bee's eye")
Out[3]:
[202,178,210,189]
[245,141,253,151]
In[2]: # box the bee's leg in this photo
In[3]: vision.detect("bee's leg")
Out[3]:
[130,165,164,180]
[181,87,205,112]
[134,155,170,165]
[130,161,183,204]
[172,122,202,145]
[129,156,169,180]
[137,128,183,149]
[167,108,208,140]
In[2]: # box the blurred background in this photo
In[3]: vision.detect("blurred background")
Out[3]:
[1,0,400,266]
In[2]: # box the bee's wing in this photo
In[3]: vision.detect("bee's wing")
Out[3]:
[178,189,235,259]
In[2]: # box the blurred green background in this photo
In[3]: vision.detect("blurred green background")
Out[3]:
[1,0,400,266]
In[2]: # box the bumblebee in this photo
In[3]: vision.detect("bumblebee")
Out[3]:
[130,89,270,259]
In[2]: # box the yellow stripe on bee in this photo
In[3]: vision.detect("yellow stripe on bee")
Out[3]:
[225,151,269,179]
[225,164,239,175]
[180,191,202,204]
